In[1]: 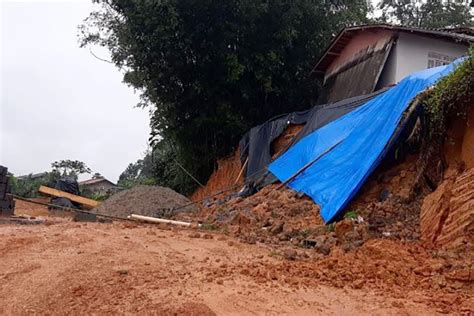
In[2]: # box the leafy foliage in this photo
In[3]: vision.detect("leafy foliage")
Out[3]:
[10,173,59,198]
[117,148,158,189]
[117,141,200,194]
[416,48,473,186]
[422,48,473,145]
[51,160,92,180]
[80,0,370,193]
[378,0,472,28]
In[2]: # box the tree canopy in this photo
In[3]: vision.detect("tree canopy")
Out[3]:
[80,0,370,194]
[378,0,472,28]
[51,160,92,180]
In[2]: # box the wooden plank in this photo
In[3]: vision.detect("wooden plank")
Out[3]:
[128,214,197,227]
[38,185,99,209]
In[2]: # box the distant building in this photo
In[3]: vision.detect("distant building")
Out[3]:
[312,24,473,104]
[79,177,116,195]
[17,172,49,181]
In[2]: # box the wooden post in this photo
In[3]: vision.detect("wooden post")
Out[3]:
[234,157,248,185]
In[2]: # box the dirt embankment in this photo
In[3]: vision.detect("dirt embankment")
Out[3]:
[190,149,243,202]
[190,124,305,202]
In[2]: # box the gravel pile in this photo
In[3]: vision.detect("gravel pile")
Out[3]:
[93,185,198,218]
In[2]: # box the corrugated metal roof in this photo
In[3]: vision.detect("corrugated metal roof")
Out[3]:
[312,24,474,74]
[79,178,116,186]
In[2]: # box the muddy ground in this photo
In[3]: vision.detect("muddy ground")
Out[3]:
[1,202,472,315]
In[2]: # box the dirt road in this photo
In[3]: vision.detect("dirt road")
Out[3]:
[1,218,471,315]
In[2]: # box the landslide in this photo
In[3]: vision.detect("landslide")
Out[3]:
[179,56,474,260]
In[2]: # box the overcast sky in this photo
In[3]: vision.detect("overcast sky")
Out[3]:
[1,0,150,182]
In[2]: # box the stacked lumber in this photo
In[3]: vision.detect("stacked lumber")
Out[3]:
[38,185,99,209]
[0,166,15,216]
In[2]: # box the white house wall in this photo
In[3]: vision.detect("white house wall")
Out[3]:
[377,42,398,88]
[393,32,468,83]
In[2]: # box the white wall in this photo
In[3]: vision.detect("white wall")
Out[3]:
[393,32,468,83]
[377,42,398,88]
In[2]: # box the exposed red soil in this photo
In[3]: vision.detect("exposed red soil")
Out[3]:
[190,149,243,202]
[13,198,50,217]
[190,124,304,202]
[1,219,472,315]
[271,124,304,159]
[420,167,474,254]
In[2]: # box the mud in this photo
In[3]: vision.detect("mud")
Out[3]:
[1,220,472,315]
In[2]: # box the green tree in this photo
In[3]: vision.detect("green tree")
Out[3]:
[117,150,157,188]
[80,0,370,193]
[51,160,92,180]
[378,0,472,28]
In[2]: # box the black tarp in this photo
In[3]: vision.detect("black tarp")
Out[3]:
[55,177,80,195]
[239,88,391,188]
[51,177,81,209]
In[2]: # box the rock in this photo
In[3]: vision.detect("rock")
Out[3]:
[242,234,257,244]
[189,232,201,238]
[230,211,253,226]
[202,233,214,239]
[270,222,284,235]
[73,213,97,222]
[335,219,353,239]
[352,279,364,289]
[283,248,297,260]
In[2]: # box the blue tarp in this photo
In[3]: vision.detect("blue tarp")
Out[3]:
[268,60,463,223]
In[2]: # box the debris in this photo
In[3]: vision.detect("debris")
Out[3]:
[73,212,98,222]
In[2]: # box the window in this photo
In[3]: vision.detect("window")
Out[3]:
[427,52,456,68]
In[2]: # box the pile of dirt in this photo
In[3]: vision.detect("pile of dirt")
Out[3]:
[190,149,243,202]
[179,184,371,255]
[347,155,423,241]
[94,185,198,218]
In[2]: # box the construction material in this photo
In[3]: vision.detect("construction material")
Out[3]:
[128,214,196,227]
[39,185,99,209]
[0,215,44,225]
[0,165,15,216]
[12,194,124,221]
[93,185,198,218]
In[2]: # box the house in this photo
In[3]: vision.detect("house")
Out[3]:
[17,172,49,181]
[79,177,116,195]
[312,24,473,104]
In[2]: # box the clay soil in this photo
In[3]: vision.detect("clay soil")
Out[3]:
[1,212,472,315]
